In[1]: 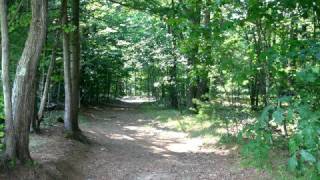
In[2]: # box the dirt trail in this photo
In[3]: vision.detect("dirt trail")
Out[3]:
[1,103,268,180]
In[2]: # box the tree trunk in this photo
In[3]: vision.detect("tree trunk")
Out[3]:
[36,32,60,130]
[70,0,81,132]
[10,0,48,163]
[62,0,73,132]
[169,59,178,108]
[167,0,179,109]
[0,0,15,160]
[196,0,211,100]
[186,0,201,109]
[56,81,61,103]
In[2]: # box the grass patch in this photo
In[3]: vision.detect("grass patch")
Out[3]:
[142,104,231,140]
[141,103,311,180]
[42,111,64,127]
[42,110,89,128]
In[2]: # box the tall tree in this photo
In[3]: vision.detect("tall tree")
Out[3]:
[196,0,211,99]
[70,0,81,132]
[9,0,48,162]
[168,0,178,109]
[0,0,15,160]
[186,0,202,108]
[61,0,73,133]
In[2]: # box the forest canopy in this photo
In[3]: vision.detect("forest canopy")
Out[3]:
[0,0,320,179]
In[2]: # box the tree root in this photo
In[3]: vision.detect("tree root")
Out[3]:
[64,130,90,144]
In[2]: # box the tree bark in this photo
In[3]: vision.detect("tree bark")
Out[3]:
[169,60,178,108]
[186,0,202,109]
[168,0,178,109]
[62,0,73,132]
[168,31,178,108]
[70,0,81,132]
[196,0,211,99]
[0,0,15,160]
[11,0,48,163]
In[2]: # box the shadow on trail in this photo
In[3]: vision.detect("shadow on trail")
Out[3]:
[1,99,268,180]
[79,102,268,180]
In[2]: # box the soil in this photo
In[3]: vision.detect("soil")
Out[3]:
[0,103,270,180]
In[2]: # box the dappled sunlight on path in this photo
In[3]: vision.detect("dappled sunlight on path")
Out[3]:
[5,103,269,180]
[77,104,269,180]
[119,96,156,103]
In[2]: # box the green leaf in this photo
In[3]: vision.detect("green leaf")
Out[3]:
[288,139,298,154]
[287,108,294,122]
[272,108,284,124]
[300,150,316,163]
[312,66,320,74]
[303,127,316,149]
[288,155,298,171]
[317,161,320,173]
[259,105,273,126]
[278,96,291,103]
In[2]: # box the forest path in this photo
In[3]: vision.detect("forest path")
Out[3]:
[26,102,268,180]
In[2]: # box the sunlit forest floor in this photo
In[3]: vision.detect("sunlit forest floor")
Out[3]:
[1,100,272,180]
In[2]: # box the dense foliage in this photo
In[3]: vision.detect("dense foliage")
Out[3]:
[1,0,320,177]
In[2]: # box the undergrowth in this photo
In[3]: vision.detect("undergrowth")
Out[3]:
[142,101,318,179]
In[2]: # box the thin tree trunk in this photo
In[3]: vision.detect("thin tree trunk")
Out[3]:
[167,0,179,109]
[196,0,211,99]
[70,0,81,132]
[62,0,73,132]
[186,0,201,109]
[56,81,61,103]
[169,59,178,108]
[0,0,15,160]
[11,0,48,163]
[36,32,60,130]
